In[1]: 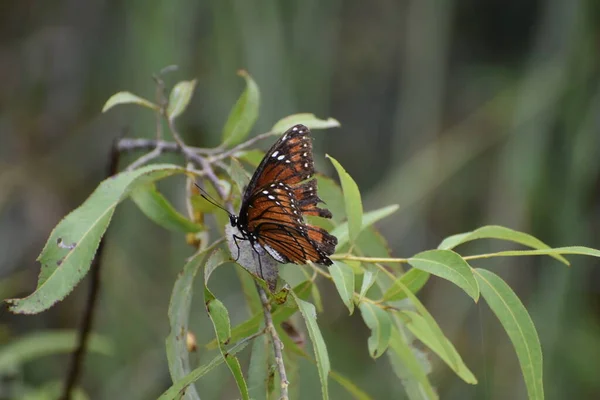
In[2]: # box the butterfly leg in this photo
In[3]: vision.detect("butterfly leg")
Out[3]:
[232,234,245,261]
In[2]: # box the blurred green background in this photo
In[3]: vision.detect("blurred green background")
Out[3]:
[1,1,599,399]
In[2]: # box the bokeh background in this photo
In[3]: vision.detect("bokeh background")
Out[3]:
[1,1,600,399]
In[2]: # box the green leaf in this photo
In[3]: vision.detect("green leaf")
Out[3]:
[168,79,197,120]
[359,266,378,301]
[327,155,363,243]
[158,340,250,400]
[271,113,340,134]
[222,70,260,146]
[248,334,269,400]
[475,268,544,400]
[408,250,479,302]
[203,249,249,400]
[229,158,251,195]
[0,331,111,374]
[387,325,438,400]
[166,247,214,400]
[386,278,458,370]
[290,290,330,400]
[131,184,203,233]
[329,261,355,314]
[358,302,391,358]
[400,310,477,384]
[331,204,399,248]
[382,269,430,302]
[6,164,184,314]
[102,91,158,112]
[316,175,346,223]
[438,225,569,265]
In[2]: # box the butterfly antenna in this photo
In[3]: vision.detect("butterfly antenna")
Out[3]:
[193,183,231,215]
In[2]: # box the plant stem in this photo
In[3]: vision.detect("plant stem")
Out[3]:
[257,284,289,400]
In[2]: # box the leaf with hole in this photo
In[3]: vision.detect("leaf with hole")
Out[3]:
[6,164,185,314]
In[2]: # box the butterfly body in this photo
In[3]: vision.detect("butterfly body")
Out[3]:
[231,124,337,267]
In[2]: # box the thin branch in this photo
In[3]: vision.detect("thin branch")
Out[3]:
[126,144,163,171]
[257,283,289,400]
[209,130,276,162]
[60,139,121,400]
[330,254,410,264]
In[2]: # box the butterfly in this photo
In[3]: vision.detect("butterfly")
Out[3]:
[201,124,338,271]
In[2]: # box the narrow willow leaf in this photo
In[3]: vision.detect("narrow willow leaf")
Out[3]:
[327,155,363,243]
[438,225,569,265]
[358,302,391,358]
[408,250,479,302]
[166,247,214,400]
[475,268,544,400]
[400,310,477,384]
[131,184,203,233]
[271,113,340,134]
[386,278,457,369]
[229,158,251,195]
[329,261,355,314]
[102,91,159,112]
[168,79,197,120]
[203,249,249,399]
[359,266,378,301]
[382,269,430,302]
[248,334,268,400]
[290,291,330,400]
[331,204,399,248]
[388,326,438,400]
[222,70,260,146]
[6,164,184,314]
[0,331,111,374]
[158,340,250,400]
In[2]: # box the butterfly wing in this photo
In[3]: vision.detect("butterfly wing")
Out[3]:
[245,184,336,265]
[238,124,337,265]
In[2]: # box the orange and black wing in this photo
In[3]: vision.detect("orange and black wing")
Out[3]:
[237,124,337,265]
[244,184,336,265]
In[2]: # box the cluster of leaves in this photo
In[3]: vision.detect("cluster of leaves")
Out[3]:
[3,70,600,400]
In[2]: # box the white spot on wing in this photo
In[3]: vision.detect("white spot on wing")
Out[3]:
[264,244,287,263]
[268,195,275,200]
[277,155,285,160]
[262,190,269,194]
[272,151,279,157]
